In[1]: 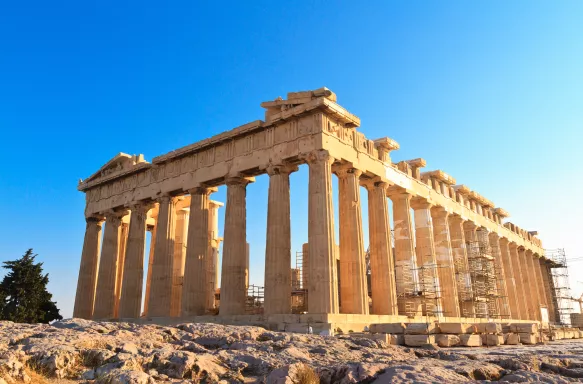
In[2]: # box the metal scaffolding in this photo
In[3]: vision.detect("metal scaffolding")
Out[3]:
[546,248,573,325]
[291,250,308,313]
[465,230,506,319]
[245,284,264,314]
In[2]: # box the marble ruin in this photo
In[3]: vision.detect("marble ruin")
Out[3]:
[74,88,556,332]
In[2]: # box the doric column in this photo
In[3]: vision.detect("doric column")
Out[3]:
[364,181,397,315]
[517,246,535,319]
[509,243,528,319]
[539,259,556,322]
[182,187,213,316]
[171,205,189,317]
[73,216,104,319]
[411,199,443,316]
[220,177,252,316]
[488,232,510,318]
[431,207,460,318]
[305,150,339,314]
[302,243,309,290]
[449,215,474,318]
[118,202,151,319]
[388,190,419,316]
[147,195,178,317]
[335,166,368,315]
[206,200,223,312]
[114,221,129,318]
[525,250,541,320]
[533,253,549,316]
[143,223,156,315]
[499,237,520,319]
[264,164,296,315]
[93,210,127,319]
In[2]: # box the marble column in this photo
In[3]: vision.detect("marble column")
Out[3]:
[488,232,510,318]
[114,221,129,318]
[525,250,541,320]
[509,243,528,319]
[539,259,556,322]
[533,254,549,318]
[73,216,104,319]
[305,150,339,314]
[206,200,222,311]
[118,202,151,319]
[220,177,252,316]
[93,210,126,319]
[264,164,296,315]
[449,215,474,317]
[302,243,309,290]
[431,207,460,318]
[365,181,397,315]
[411,200,443,316]
[147,195,178,317]
[499,237,520,320]
[143,224,156,315]
[182,188,212,316]
[171,206,189,317]
[388,191,419,315]
[336,166,368,315]
[518,247,535,319]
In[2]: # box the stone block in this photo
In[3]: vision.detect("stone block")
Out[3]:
[370,323,406,334]
[518,333,538,344]
[510,323,538,333]
[438,323,476,334]
[389,334,405,345]
[435,334,460,347]
[404,334,436,347]
[405,323,436,335]
[505,333,520,345]
[481,334,504,346]
[458,334,481,347]
[474,322,502,334]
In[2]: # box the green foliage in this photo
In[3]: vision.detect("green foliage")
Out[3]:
[0,249,62,323]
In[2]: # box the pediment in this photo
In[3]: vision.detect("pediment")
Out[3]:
[80,152,148,186]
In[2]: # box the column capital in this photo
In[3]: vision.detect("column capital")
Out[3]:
[430,206,449,219]
[86,215,105,225]
[386,186,411,201]
[448,213,464,225]
[187,186,218,195]
[333,163,362,179]
[508,242,518,250]
[410,197,432,210]
[103,209,129,222]
[265,162,298,176]
[499,236,510,245]
[155,193,179,204]
[488,231,500,241]
[127,200,156,213]
[361,178,389,191]
[462,220,478,231]
[300,149,335,165]
[525,249,533,256]
[225,176,255,187]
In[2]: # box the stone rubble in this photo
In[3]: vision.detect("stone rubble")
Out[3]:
[1,319,583,383]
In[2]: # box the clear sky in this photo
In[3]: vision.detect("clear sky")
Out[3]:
[0,1,581,318]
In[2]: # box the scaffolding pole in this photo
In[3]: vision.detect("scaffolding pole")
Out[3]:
[546,248,573,326]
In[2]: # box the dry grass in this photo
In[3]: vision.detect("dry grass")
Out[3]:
[296,364,320,384]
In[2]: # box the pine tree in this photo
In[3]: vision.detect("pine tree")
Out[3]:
[0,249,62,323]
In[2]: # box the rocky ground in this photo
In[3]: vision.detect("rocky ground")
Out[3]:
[1,319,583,383]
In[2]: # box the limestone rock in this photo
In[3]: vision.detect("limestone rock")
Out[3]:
[435,334,460,347]
[404,335,436,347]
[458,334,481,347]
[405,323,436,335]
[510,323,539,333]
[438,323,475,334]
[370,323,406,334]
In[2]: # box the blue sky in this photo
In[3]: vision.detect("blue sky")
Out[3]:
[0,1,581,318]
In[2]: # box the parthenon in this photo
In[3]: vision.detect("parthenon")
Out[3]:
[74,88,555,331]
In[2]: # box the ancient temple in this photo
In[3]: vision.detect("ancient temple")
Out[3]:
[74,88,554,332]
